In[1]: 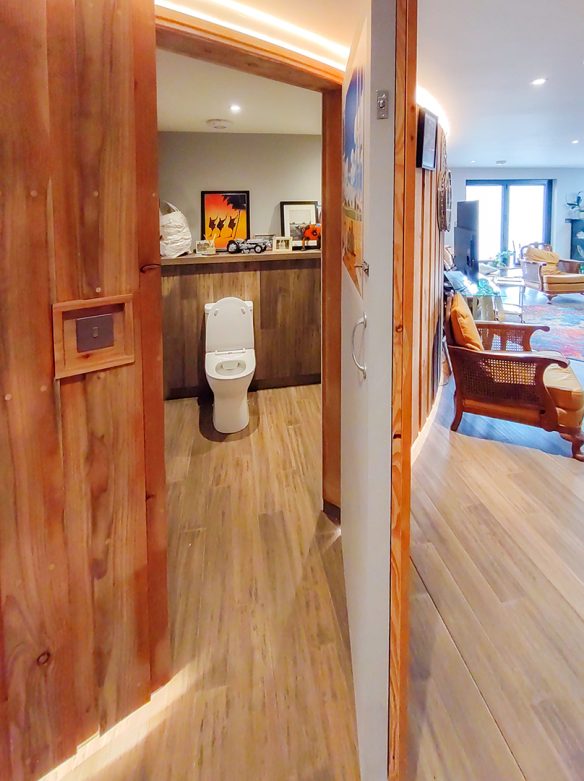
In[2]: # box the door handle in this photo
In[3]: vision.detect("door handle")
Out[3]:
[351,313,367,379]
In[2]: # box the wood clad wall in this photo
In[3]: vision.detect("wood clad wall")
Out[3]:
[0,1,167,779]
[411,124,446,442]
[162,258,321,398]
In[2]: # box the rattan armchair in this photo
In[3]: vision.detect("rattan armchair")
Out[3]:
[520,243,584,302]
[445,297,584,460]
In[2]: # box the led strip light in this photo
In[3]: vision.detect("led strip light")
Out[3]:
[155,0,349,71]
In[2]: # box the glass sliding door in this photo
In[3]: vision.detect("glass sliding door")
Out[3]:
[465,179,552,263]
[508,184,546,256]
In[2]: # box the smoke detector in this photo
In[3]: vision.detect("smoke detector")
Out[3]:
[206,118,233,131]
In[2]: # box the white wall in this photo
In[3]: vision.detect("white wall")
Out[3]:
[448,167,584,257]
[158,132,322,243]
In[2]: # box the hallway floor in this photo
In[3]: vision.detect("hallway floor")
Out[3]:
[409,370,584,781]
[44,385,359,781]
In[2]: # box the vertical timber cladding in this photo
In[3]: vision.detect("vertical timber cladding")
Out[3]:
[0,1,78,777]
[49,0,157,735]
[0,0,167,778]
[411,126,446,441]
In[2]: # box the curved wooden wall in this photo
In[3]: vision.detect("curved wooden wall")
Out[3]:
[411,125,446,442]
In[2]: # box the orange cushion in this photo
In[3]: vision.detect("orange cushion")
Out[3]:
[450,293,484,351]
[525,247,560,264]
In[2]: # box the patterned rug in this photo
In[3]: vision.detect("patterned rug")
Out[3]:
[524,294,584,361]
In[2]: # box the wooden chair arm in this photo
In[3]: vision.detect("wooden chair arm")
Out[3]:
[479,351,568,368]
[558,258,582,273]
[447,346,563,422]
[474,321,550,351]
[521,259,545,287]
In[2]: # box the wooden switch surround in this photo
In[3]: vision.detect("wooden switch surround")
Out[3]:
[52,294,135,379]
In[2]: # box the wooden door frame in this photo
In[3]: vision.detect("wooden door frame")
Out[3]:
[150,10,343,516]
[142,4,416,779]
[389,0,418,778]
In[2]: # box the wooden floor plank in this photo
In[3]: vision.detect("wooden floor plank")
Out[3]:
[42,386,359,781]
[409,372,584,781]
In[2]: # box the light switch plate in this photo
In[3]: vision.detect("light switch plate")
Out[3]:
[376,89,390,120]
[76,313,114,352]
[52,294,134,379]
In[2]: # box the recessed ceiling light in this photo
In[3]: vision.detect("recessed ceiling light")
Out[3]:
[531,77,547,86]
[471,160,476,164]
[496,160,507,165]
[230,104,241,114]
[572,139,580,144]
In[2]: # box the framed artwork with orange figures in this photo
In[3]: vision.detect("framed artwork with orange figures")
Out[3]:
[201,191,250,251]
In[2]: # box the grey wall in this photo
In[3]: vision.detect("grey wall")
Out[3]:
[448,167,584,257]
[158,132,322,244]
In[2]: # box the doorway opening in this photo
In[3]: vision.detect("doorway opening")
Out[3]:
[154,41,359,775]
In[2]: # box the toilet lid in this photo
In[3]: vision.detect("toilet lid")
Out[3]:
[205,297,254,352]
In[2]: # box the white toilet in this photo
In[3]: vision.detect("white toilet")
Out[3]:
[204,297,256,433]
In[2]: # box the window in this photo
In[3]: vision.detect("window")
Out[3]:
[466,179,553,261]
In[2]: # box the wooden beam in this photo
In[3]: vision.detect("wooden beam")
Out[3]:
[321,88,343,513]
[155,11,343,92]
[389,0,418,777]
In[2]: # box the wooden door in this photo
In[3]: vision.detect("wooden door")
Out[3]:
[340,3,397,778]
[0,1,169,778]
[340,0,417,778]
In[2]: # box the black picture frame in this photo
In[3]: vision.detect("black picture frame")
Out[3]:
[201,190,250,252]
[280,200,319,250]
[416,108,438,171]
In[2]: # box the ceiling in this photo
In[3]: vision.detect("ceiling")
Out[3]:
[417,0,584,168]
[156,49,322,134]
[156,0,584,168]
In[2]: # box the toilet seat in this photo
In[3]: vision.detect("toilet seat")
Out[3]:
[205,348,256,381]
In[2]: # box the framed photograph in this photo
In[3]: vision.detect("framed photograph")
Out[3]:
[416,108,438,170]
[195,239,216,256]
[201,191,250,252]
[273,236,293,253]
[280,201,319,250]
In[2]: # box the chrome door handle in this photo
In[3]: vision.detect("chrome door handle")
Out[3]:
[351,313,367,379]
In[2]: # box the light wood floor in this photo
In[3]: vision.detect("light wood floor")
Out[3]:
[43,385,360,781]
[409,371,584,781]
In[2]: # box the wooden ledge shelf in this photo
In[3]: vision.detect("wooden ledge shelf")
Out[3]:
[161,250,321,270]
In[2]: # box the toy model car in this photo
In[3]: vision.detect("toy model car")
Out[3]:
[226,237,272,254]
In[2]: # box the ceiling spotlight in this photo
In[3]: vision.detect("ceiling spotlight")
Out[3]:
[531,77,547,86]
[572,139,580,144]
[471,160,477,164]
[496,160,507,166]
[230,104,241,113]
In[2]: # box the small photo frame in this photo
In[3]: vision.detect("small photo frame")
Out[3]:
[416,108,438,171]
[195,239,216,256]
[280,201,319,250]
[273,236,293,252]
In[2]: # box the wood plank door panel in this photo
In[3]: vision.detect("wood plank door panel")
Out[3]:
[0,0,168,777]
[0,1,79,775]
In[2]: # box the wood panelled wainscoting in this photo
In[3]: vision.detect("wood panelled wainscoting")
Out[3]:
[162,253,321,399]
[411,125,446,442]
[0,1,168,778]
